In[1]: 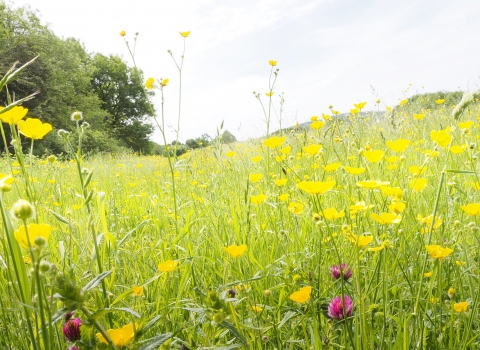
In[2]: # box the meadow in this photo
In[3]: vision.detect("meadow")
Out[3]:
[1,35,480,350]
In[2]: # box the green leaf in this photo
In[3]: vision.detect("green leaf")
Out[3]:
[219,321,249,348]
[137,333,172,350]
[117,220,149,248]
[82,270,113,293]
[51,308,70,325]
[49,210,72,225]
[445,169,475,174]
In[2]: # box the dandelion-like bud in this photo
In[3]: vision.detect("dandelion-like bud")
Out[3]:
[47,155,56,163]
[57,129,71,139]
[330,264,352,281]
[328,295,354,320]
[81,122,90,129]
[12,199,35,220]
[70,111,83,121]
[63,317,82,342]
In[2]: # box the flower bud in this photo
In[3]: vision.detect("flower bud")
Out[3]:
[1,183,12,192]
[12,199,35,220]
[212,311,226,323]
[34,236,46,247]
[70,111,83,121]
[47,155,56,163]
[39,260,51,273]
[263,289,271,297]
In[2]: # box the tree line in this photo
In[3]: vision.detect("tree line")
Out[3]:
[0,2,157,155]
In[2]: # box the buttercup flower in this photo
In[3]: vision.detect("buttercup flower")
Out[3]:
[132,286,144,296]
[370,212,402,224]
[251,194,266,204]
[431,129,452,147]
[145,77,155,89]
[249,173,262,183]
[18,118,52,140]
[158,260,179,272]
[386,139,410,152]
[179,31,191,37]
[330,264,352,281]
[425,245,453,259]
[268,60,277,66]
[344,166,366,175]
[263,136,285,148]
[96,323,137,347]
[454,302,468,313]
[297,180,336,195]
[0,106,28,124]
[288,202,304,215]
[328,295,354,320]
[461,203,480,216]
[362,150,385,163]
[119,30,126,36]
[14,224,51,250]
[289,286,312,304]
[224,244,247,258]
[303,144,322,155]
[320,207,345,220]
[310,121,325,130]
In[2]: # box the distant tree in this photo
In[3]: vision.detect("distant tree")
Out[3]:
[221,130,237,144]
[185,138,200,149]
[90,53,154,151]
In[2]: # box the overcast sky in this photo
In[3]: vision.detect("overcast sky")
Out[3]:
[8,0,480,142]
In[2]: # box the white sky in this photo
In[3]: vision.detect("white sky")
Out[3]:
[8,0,480,143]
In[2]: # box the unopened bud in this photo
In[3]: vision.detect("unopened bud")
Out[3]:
[34,236,46,247]
[39,260,51,273]
[70,111,83,121]
[12,199,35,220]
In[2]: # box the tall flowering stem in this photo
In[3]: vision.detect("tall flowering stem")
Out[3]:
[121,32,186,236]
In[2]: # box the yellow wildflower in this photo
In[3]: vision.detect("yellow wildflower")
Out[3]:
[250,194,266,204]
[289,286,312,304]
[297,180,336,195]
[96,323,137,347]
[158,260,179,272]
[425,245,453,259]
[14,224,52,250]
[224,244,247,258]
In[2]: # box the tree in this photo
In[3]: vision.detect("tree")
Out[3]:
[185,139,200,149]
[221,130,237,144]
[0,3,111,154]
[91,53,154,151]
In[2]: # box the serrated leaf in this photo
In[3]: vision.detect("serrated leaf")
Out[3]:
[141,315,162,334]
[82,270,112,293]
[219,321,248,348]
[137,333,172,350]
[278,310,297,328]
[51,308,70,325]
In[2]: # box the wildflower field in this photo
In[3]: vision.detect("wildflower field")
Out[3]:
[1,34,480,350]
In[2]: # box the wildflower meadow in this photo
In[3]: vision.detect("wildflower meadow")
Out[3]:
[1,29,480,350]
